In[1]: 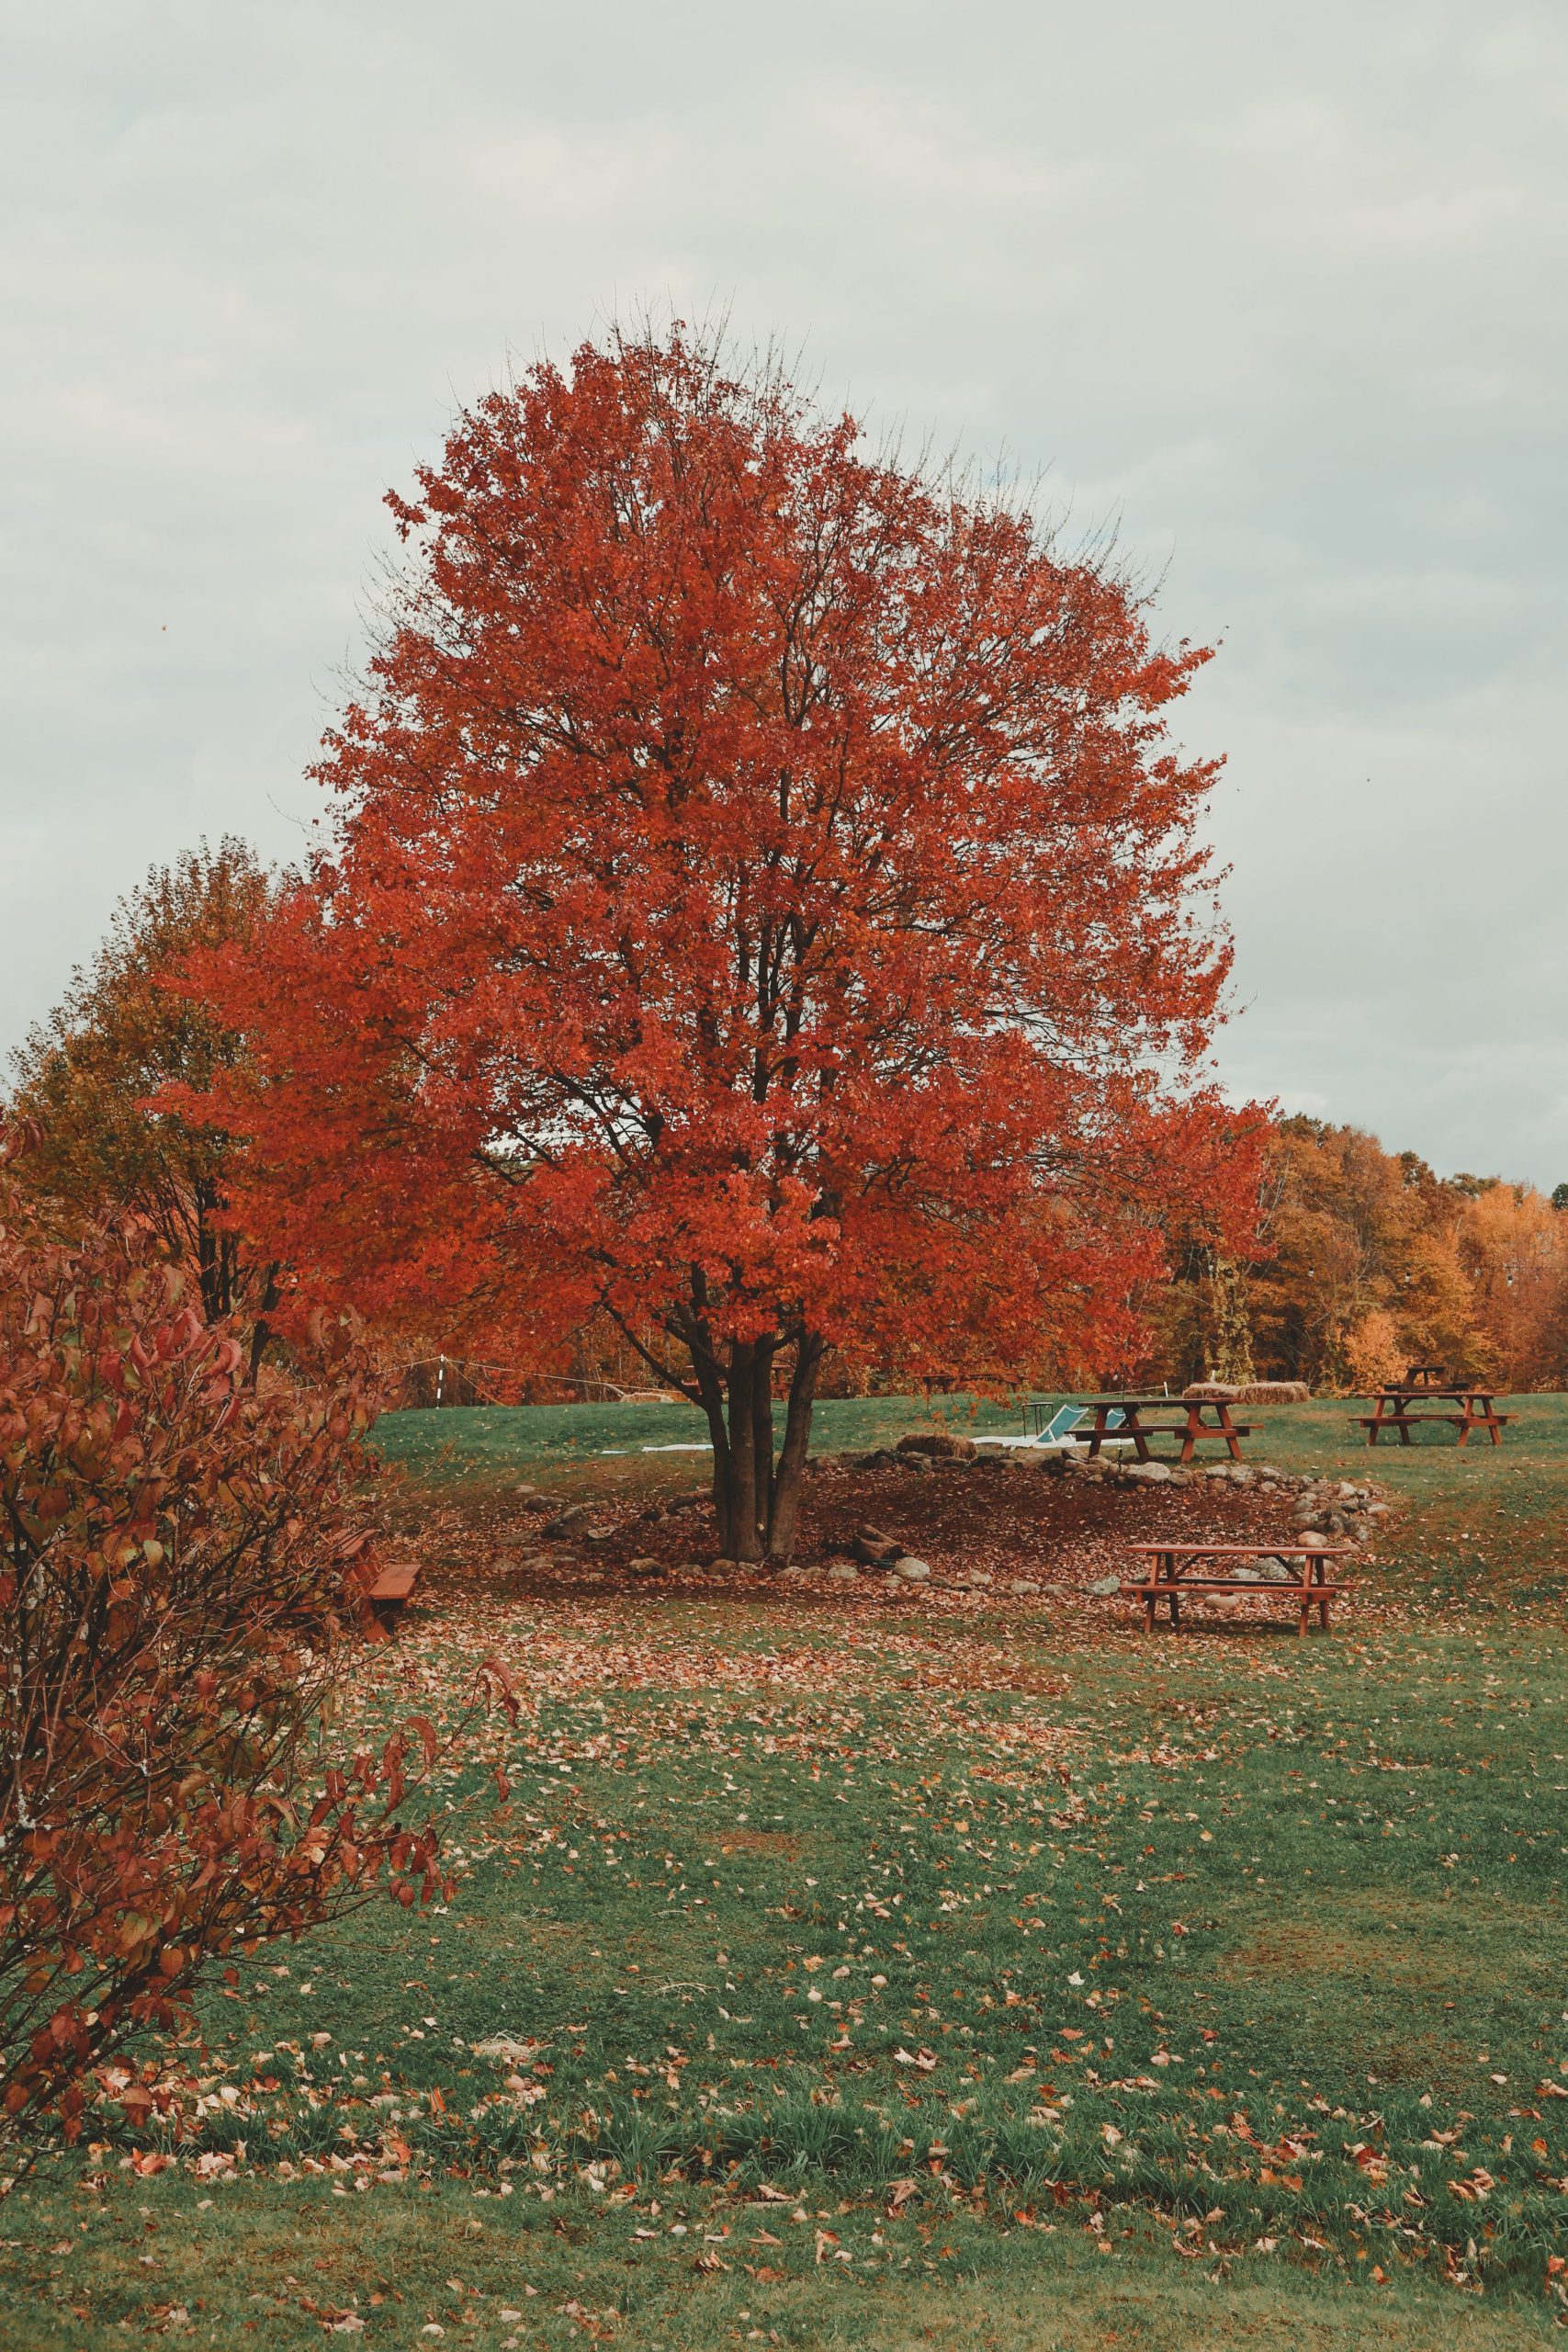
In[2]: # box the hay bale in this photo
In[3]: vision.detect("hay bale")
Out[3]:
[896,1430,977,1461]
[1182,1381,1239,1400]
[1236,1380,1311,1404]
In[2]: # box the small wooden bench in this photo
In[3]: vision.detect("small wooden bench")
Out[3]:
[364,1560,422,1631]
[1121,1543,1350,1635]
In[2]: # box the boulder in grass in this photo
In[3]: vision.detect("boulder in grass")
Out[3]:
[897,1430,978,1462]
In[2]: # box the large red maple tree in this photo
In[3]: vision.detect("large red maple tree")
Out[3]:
[200,329,1259,1562]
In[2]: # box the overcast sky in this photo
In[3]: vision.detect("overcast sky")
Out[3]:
[4,1,1564,1182]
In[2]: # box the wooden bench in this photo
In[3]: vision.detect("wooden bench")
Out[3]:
[364,1560,422,1631]
[1121,1543,1350,1635]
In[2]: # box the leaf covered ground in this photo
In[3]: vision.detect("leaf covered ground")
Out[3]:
[4,1396,1566,2348]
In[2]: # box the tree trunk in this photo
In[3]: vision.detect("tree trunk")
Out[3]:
[686,1327,822,1568]
[751,1338,775,1544]
[725,1342,763,1563]
[765,1333,821,1564]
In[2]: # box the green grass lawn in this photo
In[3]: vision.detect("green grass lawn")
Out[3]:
[6,1399,1568,2347]
[371,1392,1039,1504]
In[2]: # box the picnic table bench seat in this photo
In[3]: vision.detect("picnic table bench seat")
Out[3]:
[1121,1543,1350,1634]
[364,1560,422,1630]
[1348,1412,1515,1430]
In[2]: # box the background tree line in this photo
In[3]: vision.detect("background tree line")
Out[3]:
[1150,1116,1568,1396]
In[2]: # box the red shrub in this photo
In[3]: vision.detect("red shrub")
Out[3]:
[0,1133,492,2151]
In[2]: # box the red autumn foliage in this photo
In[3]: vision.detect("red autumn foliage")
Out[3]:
[189,327,1262,1560]
[0,1128,498,2154]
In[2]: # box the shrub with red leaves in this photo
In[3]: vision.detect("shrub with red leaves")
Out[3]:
[0,1128,473,2154]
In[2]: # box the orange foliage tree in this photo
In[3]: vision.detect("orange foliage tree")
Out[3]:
[1457,1182,1568,1389]
[193,329,1258,1561]
[7,842,281,1375]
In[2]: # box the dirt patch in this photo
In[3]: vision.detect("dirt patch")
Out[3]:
[441,1454,1349,1608]
[716,1827,798,1857]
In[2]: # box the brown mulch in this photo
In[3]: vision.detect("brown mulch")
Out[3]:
[425,1455,1360,1613]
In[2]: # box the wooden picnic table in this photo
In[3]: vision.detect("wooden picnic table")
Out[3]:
[1075,1394,1256,1464]
[1122,1542,1350,1634]
[1350,1383,1512,1448]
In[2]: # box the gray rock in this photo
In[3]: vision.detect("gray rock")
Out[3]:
[828,1562,859,1582]
[1086,1574,1122,1598]
[626,1555,665,1577]
[1123,1460,1173,1484]
[542,1504,592,1538]
[892,1555,931,1581]
[1254,1556,1295,1583]
[1228,1563,1263,1583]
